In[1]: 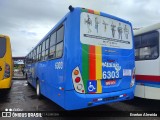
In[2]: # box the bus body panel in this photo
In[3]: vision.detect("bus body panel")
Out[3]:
[135,59,159,76]
[145,86,160,100]
[27,56,65,107]
[134,26,160,100]
[26,7,135,110]
[134,85,145,98]
[64,86,135,110]
[39,58,65,106]
[26,21,66,107]
[0,60,5,80]
[64,9,81,91]
[65,8,135,94]
[135,84,160,100]
[0,35,13,89]
[0,78,12,88]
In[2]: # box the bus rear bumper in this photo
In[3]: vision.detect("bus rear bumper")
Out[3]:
[64,87,135,110]
[0,78,12,89]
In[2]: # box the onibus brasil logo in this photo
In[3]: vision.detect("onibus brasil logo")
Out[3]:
[1,108,42,118]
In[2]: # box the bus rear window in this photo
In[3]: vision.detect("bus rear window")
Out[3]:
[0,37,6,58]
[80,12,133,49]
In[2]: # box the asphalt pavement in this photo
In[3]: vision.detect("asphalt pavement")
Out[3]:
[0,78,159,120]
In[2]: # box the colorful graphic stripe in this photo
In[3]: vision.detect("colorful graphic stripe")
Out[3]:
[82,44,89,92]
[89,45,96,80]
[95,46,102,93]
[82,44,103,93]
[95,46,102,80]
[81,9,102,93]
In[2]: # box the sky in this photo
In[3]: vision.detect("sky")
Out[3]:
[0,0,160,57]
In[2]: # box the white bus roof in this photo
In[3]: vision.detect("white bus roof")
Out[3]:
[134,23,160,36]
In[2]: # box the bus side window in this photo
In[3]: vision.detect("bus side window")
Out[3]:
[56,26,64,58]
[33,50,35,62]
[39,44,42,61]
[29,53,31,63]
[26,55,28,64]
[139,47,151,59]
[151,46,158,59]
[56,26,64,43]
[56,42,63,58]
[31,51,33,63]
[49,32,56,59]
[49,46,56,59]
[27,56,29,64]
[45,38,49,60]
[36,46,39,61]
[42,41,46,61]
[135,49,139,60]
[34,49,37,62]
[135,36,141,60]
[135,31,159,61]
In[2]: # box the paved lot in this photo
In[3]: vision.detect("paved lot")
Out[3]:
[0,80,159,120]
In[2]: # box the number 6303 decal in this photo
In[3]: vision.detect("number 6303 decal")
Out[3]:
[103,71,119,79]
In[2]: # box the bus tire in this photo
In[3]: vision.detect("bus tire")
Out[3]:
[36,80,41,98]
[25,73,28,80]
[26,75,30,86]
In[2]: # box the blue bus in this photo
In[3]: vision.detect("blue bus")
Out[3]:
[25,6,135,110]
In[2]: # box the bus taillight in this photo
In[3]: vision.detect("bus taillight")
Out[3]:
[77,84,82,90]
[72,67,85,93]
[4,63,10,79]
[75,77,80,83]
[130,68,135,87]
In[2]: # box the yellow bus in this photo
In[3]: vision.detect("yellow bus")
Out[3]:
[0,34,13,89]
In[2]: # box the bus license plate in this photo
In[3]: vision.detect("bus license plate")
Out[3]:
[106,80,116,86]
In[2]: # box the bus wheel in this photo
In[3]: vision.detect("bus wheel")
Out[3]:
[25,74,28,80]
[36,80,41,98]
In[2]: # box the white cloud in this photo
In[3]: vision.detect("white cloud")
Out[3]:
[0,0,160,56]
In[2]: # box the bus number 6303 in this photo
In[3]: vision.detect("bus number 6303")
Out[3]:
[103,71,119,79]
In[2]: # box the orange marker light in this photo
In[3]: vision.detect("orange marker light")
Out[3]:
[74,70,79,75]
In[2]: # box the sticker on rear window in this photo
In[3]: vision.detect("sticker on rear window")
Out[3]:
[80,12,132,49]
